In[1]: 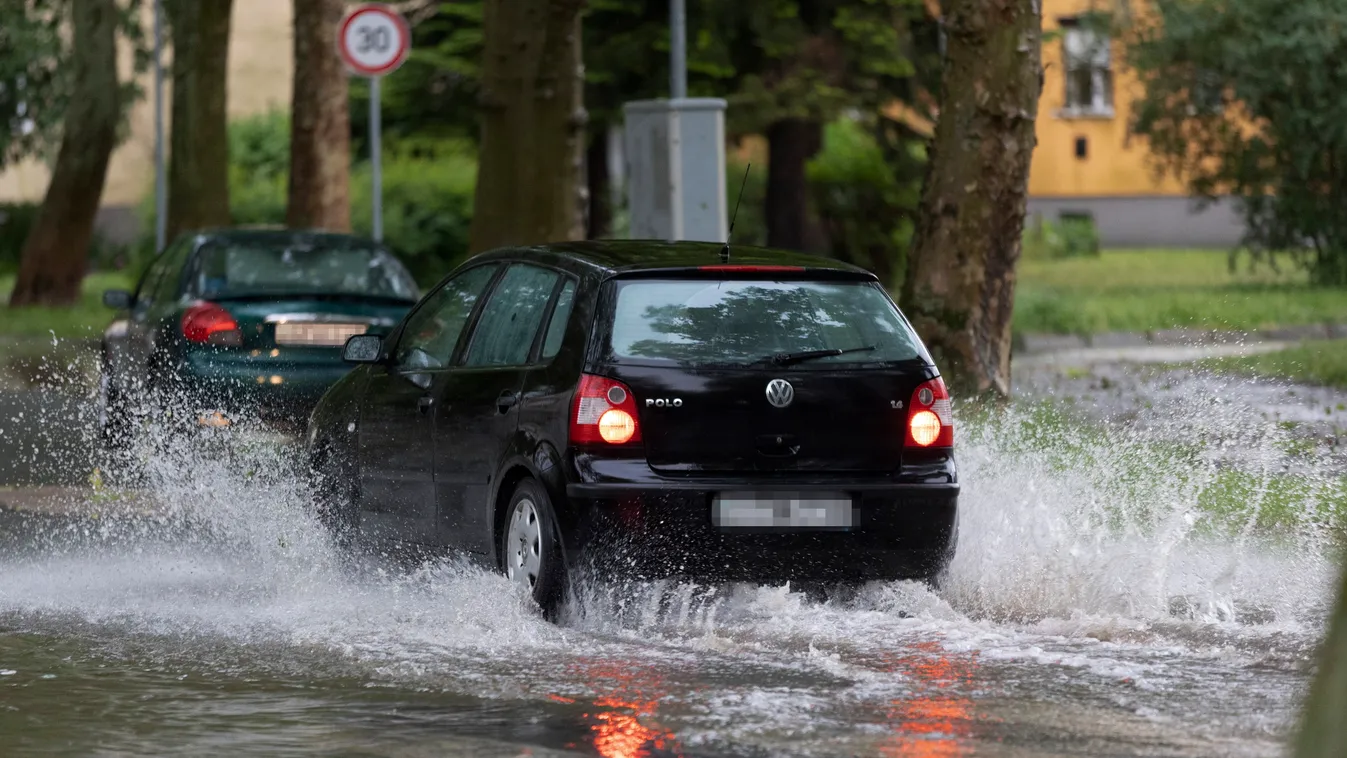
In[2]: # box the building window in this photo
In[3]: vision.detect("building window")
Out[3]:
[1190,69,1224,115]
[1061,20,1114,118]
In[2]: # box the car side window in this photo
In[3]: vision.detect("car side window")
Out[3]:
[134,255,173,310]
[151,242,191,305]
[540,278,577,360]
[462,264,562,367]
[395,265,498,371]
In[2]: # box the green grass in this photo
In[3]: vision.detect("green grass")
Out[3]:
[1014,249,1347,335]
[1198,339,1347,390]
[0,272,132,340]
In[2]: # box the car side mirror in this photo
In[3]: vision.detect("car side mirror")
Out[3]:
[343,334,384,364]
[102,289,133,310]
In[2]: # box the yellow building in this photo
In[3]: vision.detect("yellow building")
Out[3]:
[1028,0,1243,247]
[0,0,293,243]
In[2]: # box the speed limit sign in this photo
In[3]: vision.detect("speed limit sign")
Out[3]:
[338,4,411,244]
[337,4,410,77]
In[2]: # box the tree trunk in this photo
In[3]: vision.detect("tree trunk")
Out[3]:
[7,0,120,308]
[586,131,610,239]
[1296,565,1347,758]
[469,0,587,254]
[166,0,233,242]
[901,0,1042,398]
[288,0,350,232]
[765,118,823,252]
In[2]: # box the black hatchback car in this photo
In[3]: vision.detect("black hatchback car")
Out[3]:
[307,241,958,615]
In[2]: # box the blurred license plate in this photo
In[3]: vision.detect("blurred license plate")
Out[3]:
[712,492,854,529]
[274,322,367,347]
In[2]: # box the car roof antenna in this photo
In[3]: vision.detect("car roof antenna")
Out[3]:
[720,163,750,263]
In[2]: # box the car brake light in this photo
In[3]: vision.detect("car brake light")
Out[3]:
[905,377,953,448]
[571,374,641,446]
[698,265,805,273]
[182,301,242,346]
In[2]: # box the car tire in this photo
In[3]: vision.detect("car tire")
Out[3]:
[313,450,360,548]
[501,478,567,620]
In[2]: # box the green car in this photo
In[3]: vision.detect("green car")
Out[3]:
[98,228,420,444]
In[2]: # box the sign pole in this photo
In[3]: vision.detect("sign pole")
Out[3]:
[369,76,383,243]
[153,0,166,253]
[338,3,409,245]
[670,0,686,99]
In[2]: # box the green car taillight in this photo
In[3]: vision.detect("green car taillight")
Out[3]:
[182,301,243,347]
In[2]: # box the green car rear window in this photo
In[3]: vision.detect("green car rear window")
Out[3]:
[607,278,925,367]
[189,242,419,301]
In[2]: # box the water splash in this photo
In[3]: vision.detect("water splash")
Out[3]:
[2,358,1341,638]
[944,391,1341,632]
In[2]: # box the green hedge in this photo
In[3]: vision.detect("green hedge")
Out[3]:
[807,118,923,290]
[350,140,476,286]
[1023,214,1102,260]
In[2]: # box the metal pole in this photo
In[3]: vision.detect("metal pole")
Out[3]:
[670,0,686,99]
[369,76,383,242]
[153,0,167,253]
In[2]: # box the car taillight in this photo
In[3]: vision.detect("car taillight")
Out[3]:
[182,301,242,346]
[905,377,953,448]
[570,373,642,446]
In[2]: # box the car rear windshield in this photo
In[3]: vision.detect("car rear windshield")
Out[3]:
[607,278,926,367]
[188,241,419,301]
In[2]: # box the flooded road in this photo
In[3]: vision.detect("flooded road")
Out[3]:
[0,367,1341,756]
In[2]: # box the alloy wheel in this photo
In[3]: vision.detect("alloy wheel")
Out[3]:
[506,497,543,590]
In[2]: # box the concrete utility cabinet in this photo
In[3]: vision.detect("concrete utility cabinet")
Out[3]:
[623,98,728,243]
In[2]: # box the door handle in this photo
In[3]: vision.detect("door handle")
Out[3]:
[496,390,519,413]
[418,396,434,414]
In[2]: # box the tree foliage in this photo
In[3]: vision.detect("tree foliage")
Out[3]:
[808,118,923,288]
[368,1,938,148]
[703,0,935,132]
[0,0,66,168]
[1129,0,1347,286]
[0,0,147,170]
[349,1,483,149]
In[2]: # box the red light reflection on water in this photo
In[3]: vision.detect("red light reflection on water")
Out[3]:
[556,658,683,758]
[877,640,979,758]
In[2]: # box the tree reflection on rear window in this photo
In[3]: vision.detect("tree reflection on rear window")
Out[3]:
[190,242,419,301]
[607,279,923,367]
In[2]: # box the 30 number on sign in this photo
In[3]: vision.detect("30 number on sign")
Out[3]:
[338,4,410,77]
[356,25,391,55]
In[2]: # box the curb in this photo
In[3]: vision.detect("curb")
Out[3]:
[1016,323,1346,356]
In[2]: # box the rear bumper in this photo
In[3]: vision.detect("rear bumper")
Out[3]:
[170,354,353,424]
[563,477,959,583]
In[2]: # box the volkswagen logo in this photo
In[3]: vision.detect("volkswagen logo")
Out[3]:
[765,378,795,409]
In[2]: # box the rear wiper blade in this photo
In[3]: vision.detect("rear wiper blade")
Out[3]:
[767,346,877,366]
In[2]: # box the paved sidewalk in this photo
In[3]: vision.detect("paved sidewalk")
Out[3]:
[1017,322,1347,356]
[1015,340,1296,372]
[0,485,156,517]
